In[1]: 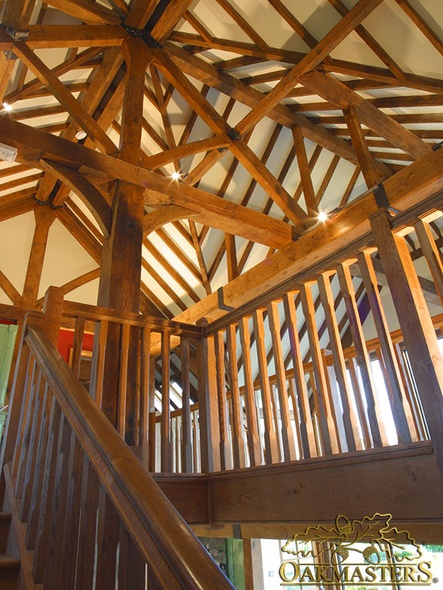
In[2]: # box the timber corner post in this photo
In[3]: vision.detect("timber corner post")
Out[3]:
[0,286,65,505]
[197,318,221,474]
[370,208,443,481]
[41,286,65,348]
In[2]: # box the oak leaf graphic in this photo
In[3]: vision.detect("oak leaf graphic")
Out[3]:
[282,513,422,564]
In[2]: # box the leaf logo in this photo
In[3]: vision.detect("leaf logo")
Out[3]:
[282,513,422,565]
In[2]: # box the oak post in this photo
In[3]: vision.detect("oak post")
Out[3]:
[357,250,413,443]
[42,286,64,347]
[94,39,149,438]
[371,208,443,479]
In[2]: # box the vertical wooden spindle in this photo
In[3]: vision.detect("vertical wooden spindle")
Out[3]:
[70,315,86,378]
[337,262,386,448]
[20,377,48,522]
[300,284,338,455]
[44,420,74,588]
[118,322,131,439]
[161,331,172,473]
[118,526,146,590]
[33,401,63,583]
[197,322,221,473]
[90,319,108,410]
[239,316,262,467]
[346,358,372,448]
[56,433,83,590]
[95,487,120,590]
[13,359,40,494]
[415,218,443,305]
[75,459,100,588]
[180,336,193,473]
[318,272,360,452]
[358,250,413,444]
[226,324,246,468]
[283,293,317,459]
[268,301,297,462]
[140,326,151,458]
[215,330,232,471]
[253,309,280,464]
[26,383,52,549]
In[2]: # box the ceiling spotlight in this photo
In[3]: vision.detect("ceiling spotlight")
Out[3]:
[0,142,17,162]
[171,171,181,180]
[75,130,87,140]
[2,102,12,112]
[318,211,328,222]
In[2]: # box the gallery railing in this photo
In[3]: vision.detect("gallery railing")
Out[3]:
[60,297,204,472]
[149,210,443,477]
[2,209,443,482]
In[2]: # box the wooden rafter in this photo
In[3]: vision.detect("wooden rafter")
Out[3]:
[165,45,386,167]
[235,0,385,135]
[42,0,121,25]
[300,70,430,160]
[172,144,443,324]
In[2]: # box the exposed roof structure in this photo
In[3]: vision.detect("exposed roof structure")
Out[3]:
[0,0,442,321]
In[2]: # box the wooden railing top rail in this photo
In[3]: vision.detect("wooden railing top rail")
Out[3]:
[62,300,203,338]
[26,325,233,590]
[203,191,443,335]
[154,401,200,423]
[0,303,36,323]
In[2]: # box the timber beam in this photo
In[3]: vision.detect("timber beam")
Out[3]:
[0,118,297,249]
[171,143,443,327]
[155,442,443,544]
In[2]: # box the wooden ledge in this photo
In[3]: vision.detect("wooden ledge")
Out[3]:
[154,442,443,543]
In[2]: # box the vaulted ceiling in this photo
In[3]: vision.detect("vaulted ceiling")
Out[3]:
[0,0,442,320]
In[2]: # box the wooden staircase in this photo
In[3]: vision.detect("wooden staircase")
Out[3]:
[0,513,19,590]
[0,325,235,589]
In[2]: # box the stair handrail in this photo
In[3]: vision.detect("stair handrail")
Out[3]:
[24,324,234,589]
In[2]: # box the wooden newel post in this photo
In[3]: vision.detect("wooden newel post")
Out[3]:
[370,208,443,480]
[197,320,221,474]
[42,286,65,346]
